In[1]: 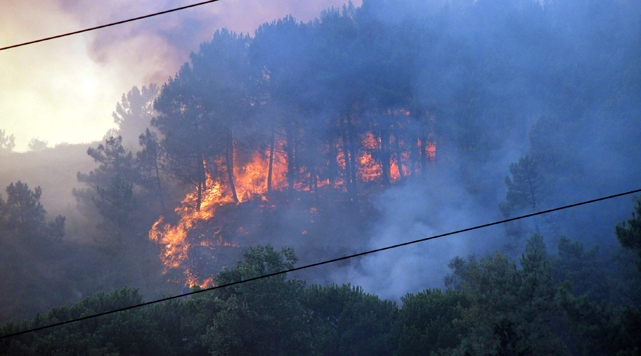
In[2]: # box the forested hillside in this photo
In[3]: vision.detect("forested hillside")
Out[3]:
[1,0,640,352]
[2,229,640,354]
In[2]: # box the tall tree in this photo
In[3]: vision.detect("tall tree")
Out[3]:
[500,155,546,217]
[551,236,610,301]
[74,135,140,246]
[499,155,549,247]
[391,289,469,355]
[445,235,567,355]
[153,65,209,210]
[191,30,256,203]
[199,245,313,355]
[252,16,314,196]
[113,84,159,149]
[304,283,398,355]
[310,5,366,200]
[0,288,182,355]
[0,181,64,241]
[0,129,15,155]
[76,136,138,188]
[154,30,256,206]
[616,197,641,272]
[137,129,168,216]
[74,136,137,212]
[92,175,137,251]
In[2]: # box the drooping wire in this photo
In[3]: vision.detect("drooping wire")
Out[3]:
[1,187,639,339]
[0,0,221,52]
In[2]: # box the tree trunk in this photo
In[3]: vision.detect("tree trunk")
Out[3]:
[193,116,206,211]
[285,125,295,196]
[410,134,419,176]
[196,180,202,211]
[393,130,405,181]
[153,153,167,216]
[313,168,319,202]
[267,128,275,193]
[341,111,358,202]
[195,154,206,211]
[380,128,391,187]
[226,128,239,203]
[347,113,358,199]
[328,139,339,185]
[420,133,428,177]
[340,116,353,195]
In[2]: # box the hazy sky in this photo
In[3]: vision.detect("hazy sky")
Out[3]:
[0,0,360,152]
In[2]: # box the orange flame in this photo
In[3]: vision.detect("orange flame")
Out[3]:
[150,173,238,287]
[234,142,288,200]
[149,112,436,287]
[426,141,436,161]
[150,142,291,287]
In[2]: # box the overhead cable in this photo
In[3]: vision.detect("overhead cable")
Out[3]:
[1,187,640,339]
[0,0,220,52]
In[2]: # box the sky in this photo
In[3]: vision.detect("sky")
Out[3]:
[0,0,361,152]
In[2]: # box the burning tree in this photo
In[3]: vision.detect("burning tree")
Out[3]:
[147,6,444,287]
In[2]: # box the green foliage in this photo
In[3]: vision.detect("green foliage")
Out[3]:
[611,247,641,306]
[392,289,469,355]
[304,283,398,356]
[137,128,168,215]
[0,181,64,241]
[2,182,46,237]
[616,196,641,271]
[550,236,610,301]
[201,246,314,355]
[73,136,138,227]
[557,287,641,355]
[152,64,210,207]
[71,135,170,298]
[499,155,550,249]
[110,86,173,219]
[0,288,183,356]
[2,232,641,355]
[74,135,159,253]
[500,155,546,217]
[76,136,137,188]
[153,29,256,205]
[444,233,641,354]
[0,182,75,324]
[92,175,137,251]
[444,235,569,355]
[3,2,640,351]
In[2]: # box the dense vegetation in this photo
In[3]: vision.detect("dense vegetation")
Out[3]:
[65,0,641,230]
[0,0,640,352]
[1,225,640,355]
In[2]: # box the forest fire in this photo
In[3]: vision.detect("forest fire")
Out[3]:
[234,141,289,198]
[148,142,293,287]
[149,126,436,287]
[149,172,235,287]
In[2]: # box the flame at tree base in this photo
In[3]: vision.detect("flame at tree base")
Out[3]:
[149,127,436,287]
[149,173,241,288]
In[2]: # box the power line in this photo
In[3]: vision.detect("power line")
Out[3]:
[0,0,220,52]
[1,187,640,339]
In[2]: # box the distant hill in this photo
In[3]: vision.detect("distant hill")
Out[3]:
[0,143,98,238]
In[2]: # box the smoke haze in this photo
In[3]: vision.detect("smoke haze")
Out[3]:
[0,0,640,323]
[0,0,361,151]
